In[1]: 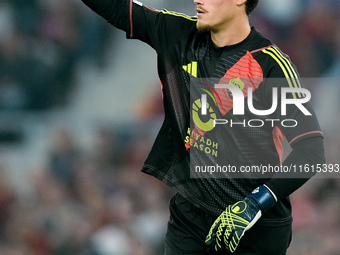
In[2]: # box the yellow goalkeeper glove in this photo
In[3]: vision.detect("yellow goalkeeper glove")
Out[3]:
[205,185,277,253]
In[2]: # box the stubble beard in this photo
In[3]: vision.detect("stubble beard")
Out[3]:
[196,21,211,32]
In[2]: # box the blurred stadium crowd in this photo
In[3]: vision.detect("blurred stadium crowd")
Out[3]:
[0,0,339,254]
[0,0,111,110]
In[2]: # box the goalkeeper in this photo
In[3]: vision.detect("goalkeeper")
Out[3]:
[81,0,325,254]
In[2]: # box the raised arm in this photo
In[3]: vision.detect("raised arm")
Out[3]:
[81,0,130,33]
[81,0,197,52]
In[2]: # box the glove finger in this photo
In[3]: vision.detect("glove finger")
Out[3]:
[205,231,216,251]
[205,221,220,250]
[215,221,228,251]
[228,227,245,253]
[206,218,221,240]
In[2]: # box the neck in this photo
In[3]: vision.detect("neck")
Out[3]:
[210,17,251,48]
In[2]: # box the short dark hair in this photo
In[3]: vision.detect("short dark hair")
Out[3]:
[245,0,259,16]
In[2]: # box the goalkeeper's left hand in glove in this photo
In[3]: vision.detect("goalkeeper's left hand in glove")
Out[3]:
[205,185,277,253]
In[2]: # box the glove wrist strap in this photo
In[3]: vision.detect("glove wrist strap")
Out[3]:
[248,185,277,212]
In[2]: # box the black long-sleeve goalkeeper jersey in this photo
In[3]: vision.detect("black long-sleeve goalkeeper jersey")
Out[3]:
[82,0,325,225]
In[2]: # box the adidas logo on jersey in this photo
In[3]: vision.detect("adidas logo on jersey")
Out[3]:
[183,61,198,77]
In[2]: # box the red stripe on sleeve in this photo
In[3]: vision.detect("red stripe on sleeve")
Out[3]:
[129,0,133,38]
[289,131,324,145]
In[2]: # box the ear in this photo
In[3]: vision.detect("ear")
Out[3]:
[236,0,247,6]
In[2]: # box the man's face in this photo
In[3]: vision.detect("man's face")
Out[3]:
[194,0,245,32]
